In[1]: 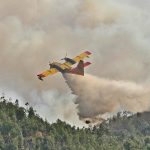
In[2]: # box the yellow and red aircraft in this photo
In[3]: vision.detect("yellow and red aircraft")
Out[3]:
[37,51,92,80]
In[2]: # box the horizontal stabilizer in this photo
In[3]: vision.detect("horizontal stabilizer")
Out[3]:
[84,62,91,67]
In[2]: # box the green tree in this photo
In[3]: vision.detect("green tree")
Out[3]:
[16,107,25,121]
[28,107,35,118]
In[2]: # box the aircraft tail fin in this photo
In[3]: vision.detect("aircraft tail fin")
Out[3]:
[68,60,91,76]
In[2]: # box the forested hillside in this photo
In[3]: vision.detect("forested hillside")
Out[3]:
[0,96,150,150]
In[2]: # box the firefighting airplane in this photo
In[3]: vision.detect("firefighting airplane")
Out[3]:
[37,51,92,81]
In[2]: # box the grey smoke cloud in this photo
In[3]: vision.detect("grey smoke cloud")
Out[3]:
[0,0,150,125]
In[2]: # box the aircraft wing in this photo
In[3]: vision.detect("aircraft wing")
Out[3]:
[73,51,92,62]
[62,51,92,68]
[37,68,58,80]
[60,63,72,70]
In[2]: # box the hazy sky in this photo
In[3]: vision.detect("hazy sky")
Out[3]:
[0,0,150,125]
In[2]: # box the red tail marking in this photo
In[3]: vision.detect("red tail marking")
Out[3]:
[68,61,91,76]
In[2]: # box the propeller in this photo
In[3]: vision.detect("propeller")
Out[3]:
[49,61,53,68]
[61,52,67,60]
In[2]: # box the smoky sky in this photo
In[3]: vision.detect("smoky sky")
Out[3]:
[0,0,150,125]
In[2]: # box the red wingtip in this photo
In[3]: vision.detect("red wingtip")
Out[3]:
[85,51,92,55]
[37,73,45,77]
[37,74,45,81]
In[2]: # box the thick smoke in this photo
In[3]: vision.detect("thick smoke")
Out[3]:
[64,74,150,123]
[0,0,150,125]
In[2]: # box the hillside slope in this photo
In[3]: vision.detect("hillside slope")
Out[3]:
[0,96,150,150]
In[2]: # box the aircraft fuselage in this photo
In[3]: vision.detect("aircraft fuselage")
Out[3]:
[50,62,65,72]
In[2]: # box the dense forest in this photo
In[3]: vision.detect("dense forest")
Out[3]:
[0,96,150,150]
